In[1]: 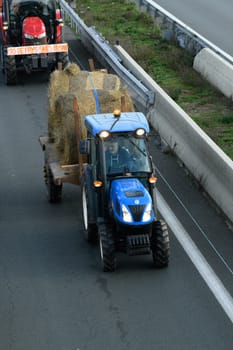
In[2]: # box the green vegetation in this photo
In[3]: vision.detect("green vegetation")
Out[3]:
[74,0,233,159]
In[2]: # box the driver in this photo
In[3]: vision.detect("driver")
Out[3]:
[11,0,20,15]
[105,140,130,172]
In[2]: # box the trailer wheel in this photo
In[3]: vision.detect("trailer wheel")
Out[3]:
[45,165,62,203]
[98,223,116,272]
[151,219,170,268]
[4,50,17,85]
[81,180,97,243]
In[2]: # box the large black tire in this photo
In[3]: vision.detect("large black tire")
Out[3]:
[4,50,17,85]
[151,219,170,268]
[81,178,97,243]
[98,223,116,272]
[1,46,4,73]
[44,165,62,203]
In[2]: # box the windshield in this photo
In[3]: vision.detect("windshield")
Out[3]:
[9,0,55,16]
[104,134,152,175]
[10,0,54,6]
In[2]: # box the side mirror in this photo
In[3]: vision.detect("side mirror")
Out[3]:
[80,139,90,155]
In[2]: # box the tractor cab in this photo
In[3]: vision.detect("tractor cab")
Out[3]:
[84,110,153,176]
[103,133,152,176]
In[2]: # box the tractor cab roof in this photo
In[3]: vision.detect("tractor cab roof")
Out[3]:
[84,111,150,137]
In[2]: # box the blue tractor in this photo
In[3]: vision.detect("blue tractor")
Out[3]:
[80,109,170,271]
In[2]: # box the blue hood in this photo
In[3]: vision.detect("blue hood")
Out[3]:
[110,178,155,225]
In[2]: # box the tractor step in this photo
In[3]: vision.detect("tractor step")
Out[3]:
[126,234,151,256]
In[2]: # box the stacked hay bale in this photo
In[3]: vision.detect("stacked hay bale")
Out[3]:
[48,63,135,165]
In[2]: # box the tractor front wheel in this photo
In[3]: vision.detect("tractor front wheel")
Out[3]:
[151,219,170,268]
[81,180,97,243]
[98,223,116,272]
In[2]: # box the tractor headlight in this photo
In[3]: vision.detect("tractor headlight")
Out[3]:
[135,128,146,137]
[24,33,46,39]
[24,33,34,39]
[37,33,46,39]
[99,130,110,139]
[122,204,133,223]
[142,203,152,222]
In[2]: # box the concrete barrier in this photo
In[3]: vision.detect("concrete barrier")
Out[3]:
[194,48,233,99]
[114,44,233,224]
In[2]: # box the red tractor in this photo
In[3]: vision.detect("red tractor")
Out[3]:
[0,0,69,84]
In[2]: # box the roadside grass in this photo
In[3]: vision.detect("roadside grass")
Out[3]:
[75,0,233,159]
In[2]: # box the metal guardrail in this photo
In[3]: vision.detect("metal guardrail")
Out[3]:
[133,0,233,65]
[59,0,155,113]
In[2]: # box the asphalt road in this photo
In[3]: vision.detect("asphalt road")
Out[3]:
[0,29,232,350]
[153,0,233,56]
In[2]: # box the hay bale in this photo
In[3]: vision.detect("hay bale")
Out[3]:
[48,63,81,140]
[68,71,89,93]
[53,94,76,159]
[48,63,135,165]
[64,62,81,76]
[68,71,122,93]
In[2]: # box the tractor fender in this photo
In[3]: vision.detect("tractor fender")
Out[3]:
[56,9,62,43]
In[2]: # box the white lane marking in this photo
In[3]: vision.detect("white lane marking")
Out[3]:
[155,165,233,275]
[157,190,233,324]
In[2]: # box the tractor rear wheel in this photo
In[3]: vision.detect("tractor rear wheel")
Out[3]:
[1,46,5,73]
[151,219,170,268]
[81,179,97,243]
[4,50,17,85]
[44,165,62,203]
[98,223,116,272]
